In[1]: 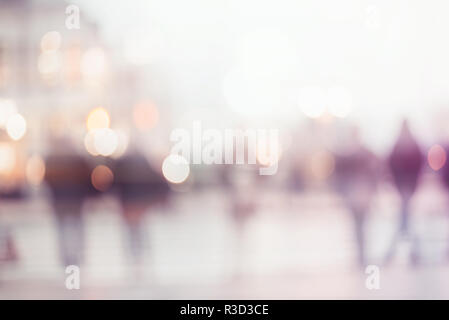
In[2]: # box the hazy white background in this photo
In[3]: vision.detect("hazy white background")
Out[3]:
[76,0,449,153]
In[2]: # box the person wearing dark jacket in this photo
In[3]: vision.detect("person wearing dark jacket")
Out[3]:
[113,151,170,267]
[384,120,423,265]
[334,128,380,267]
[437,144,449,260]
[334,128,379,267]
[45,138,92,267]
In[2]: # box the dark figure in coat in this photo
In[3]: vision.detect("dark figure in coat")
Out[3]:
[437,144,449,260]
[45,140,92,267]
[113,151,170,266]
[334,131,379,267]
[384,120,423,265]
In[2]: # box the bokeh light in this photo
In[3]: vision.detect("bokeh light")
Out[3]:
[162,154,190,184]
[93,128,119,157]
[428,144,446,171]
[86,107,110,131]
[40,31,62,53]
[84,130,99,156]
[6,113,27,141]
[111,129,129,158]
[91,165,114,192]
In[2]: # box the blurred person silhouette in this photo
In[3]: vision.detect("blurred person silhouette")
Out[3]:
[222,162,258,276]
[0,227,18,264]
[44,136,92,267]
[436,144,449,260]
[384,120,423,265]
[334,127,380,267]
[113,149,170,272]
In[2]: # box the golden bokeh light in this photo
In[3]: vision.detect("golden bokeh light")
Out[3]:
[86,107,110,131]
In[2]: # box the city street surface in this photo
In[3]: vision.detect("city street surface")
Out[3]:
[1,178,449,299]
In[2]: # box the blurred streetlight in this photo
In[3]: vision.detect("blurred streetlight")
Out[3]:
[86,107,110,131]
[6,113,27,141]
[162,154,190,184]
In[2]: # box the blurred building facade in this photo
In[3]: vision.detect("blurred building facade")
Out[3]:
[0,0,145,195]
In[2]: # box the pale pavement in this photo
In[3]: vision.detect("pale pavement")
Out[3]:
[1,179,449,299]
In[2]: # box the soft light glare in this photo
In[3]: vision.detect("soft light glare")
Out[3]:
[26,155,46,186]
[124,28,165,65]
[93,128,118,157]
[86,107,110,131]
[162,154,190,184]
[133,102,159,131]
[6,113,27,141]
[81,47,106,81]
[299,86,327,119]
[327,86,353,118]
[40,31,62,53]
[64,45,82,83]
[232,28,299,76]
[223,67,283,117]
[0,143,16,175]
[38,52,62,76]
[428,144,446,171]
[111,130,129,158]
[0,99,17,127]
[84,131,99,156]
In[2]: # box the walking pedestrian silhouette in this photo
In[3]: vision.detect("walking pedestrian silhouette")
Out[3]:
[384,120,423,266]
